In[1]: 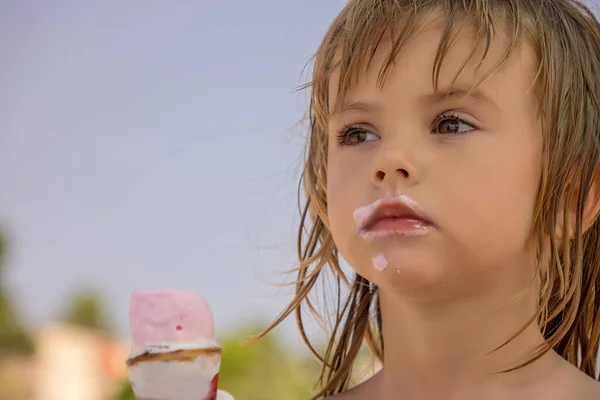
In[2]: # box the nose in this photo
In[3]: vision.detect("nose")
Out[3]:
[372,145,418,186]
[374,168,409,181]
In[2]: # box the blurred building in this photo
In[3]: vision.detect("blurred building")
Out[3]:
[0,323,128,400]
[0,353,36,400]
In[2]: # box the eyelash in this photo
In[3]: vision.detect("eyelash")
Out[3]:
[336,111,476,147]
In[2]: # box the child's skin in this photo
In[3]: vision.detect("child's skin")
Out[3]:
[325,19,600,400]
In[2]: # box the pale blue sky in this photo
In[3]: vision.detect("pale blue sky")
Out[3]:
[0,0,345,350]
[2,0,600,353]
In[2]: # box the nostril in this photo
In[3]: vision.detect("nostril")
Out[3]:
[397,168,409,177]
[375,170,385,181]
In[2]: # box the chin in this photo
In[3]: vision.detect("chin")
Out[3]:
[352,245,451,299]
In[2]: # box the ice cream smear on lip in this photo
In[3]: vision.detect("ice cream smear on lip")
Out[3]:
[353,199,379,229]
[353,195,424,229]
[127,289,222,400]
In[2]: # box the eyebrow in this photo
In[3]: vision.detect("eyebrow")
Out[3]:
[422,87,498,109]
[329,101,381,118]
[329,86,497,118]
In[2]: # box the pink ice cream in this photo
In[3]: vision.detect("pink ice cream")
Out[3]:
[129,289,215,348]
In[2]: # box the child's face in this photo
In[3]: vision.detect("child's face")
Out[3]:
[326,24,543,300]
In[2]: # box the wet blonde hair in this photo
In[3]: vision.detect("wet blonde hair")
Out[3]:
[252,0,600,398]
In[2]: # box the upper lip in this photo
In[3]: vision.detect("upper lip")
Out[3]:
[360,198,433,231]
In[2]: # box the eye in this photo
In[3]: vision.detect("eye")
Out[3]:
[336,125,379,147]
[432,112,476,135]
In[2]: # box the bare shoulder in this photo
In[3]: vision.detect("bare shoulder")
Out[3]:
[571,380,600,400]
[558,362,600,400]
[576,377,600,399]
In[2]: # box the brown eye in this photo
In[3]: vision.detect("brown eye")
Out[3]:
[438,118,460,134]
[337,125,378,147]
[433,113,475,135]
[347,130,368,144]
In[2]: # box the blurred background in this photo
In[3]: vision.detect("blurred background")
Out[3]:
[2,1,599,399]
[0,0,385,399]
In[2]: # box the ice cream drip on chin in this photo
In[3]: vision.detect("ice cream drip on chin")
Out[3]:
[372,253,388,271]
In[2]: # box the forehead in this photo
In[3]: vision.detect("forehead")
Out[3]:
[327,22,539,114]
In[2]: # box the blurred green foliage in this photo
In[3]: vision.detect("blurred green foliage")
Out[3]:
[116,379,135,400]
[219,324,320,399]
[0,231,34,355]
[59,287,114,333]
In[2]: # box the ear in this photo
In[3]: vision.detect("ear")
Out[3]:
[555,172,600,241]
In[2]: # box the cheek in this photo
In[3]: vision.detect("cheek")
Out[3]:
[327,169,351,231]
[326,157,364,260]
[439,151,540,263]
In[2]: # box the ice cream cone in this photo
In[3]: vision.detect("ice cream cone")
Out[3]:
[126,290,227,400]
[127,346,221,400]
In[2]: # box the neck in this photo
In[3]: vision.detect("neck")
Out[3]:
[374,280,558,399]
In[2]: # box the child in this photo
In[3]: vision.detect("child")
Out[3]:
[252,0,600,398]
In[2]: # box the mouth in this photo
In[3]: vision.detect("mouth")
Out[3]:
[354,196,436,240]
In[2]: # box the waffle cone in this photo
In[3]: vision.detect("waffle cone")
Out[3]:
[127,346,221,400]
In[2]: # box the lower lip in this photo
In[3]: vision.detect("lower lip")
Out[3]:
[359,217,435,240]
